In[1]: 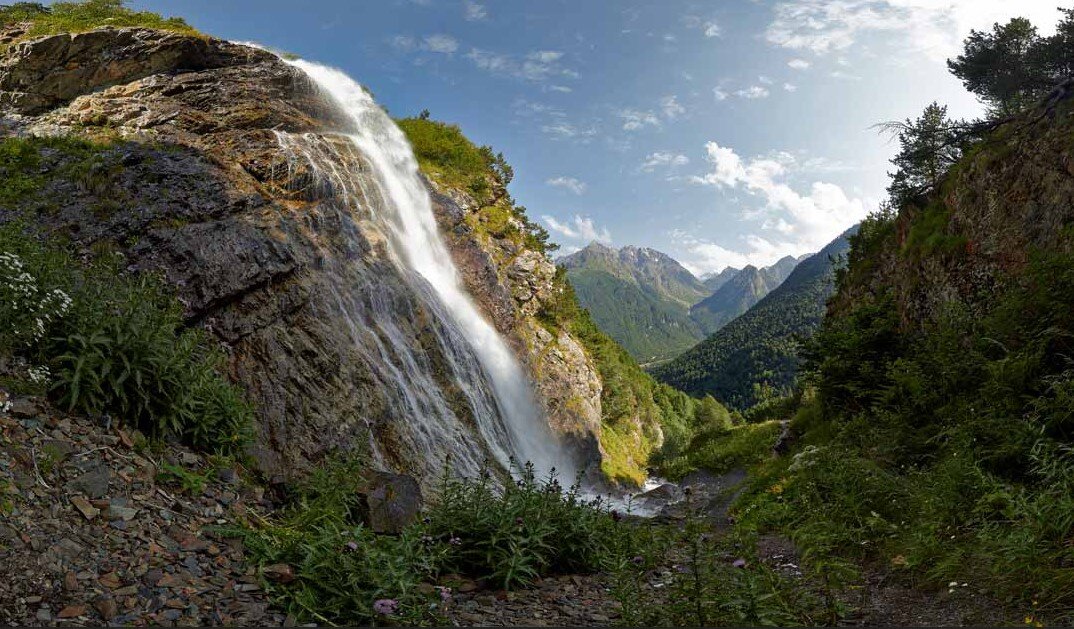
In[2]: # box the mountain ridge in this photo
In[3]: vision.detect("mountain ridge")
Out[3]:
[652,228,855,408]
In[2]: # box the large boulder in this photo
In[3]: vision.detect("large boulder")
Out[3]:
[358,471,423,534]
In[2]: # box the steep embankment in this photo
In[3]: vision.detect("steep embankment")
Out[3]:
[729,106,1074,626]
[654,232,851,408]
[0,25,684,487]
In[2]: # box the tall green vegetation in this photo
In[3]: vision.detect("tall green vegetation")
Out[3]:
[396,115,555,254]
[0,0,197,42]
[723,10,1074,625]
[0,136,250,452]
[234,459,639,626]
[947,13,1073,117]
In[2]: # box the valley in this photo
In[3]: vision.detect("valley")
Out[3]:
[1,1,1073,627]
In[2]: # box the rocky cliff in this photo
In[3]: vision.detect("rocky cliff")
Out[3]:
[0,27,604,484]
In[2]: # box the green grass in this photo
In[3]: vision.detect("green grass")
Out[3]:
[0,1,198,44]
[660,420,782,480]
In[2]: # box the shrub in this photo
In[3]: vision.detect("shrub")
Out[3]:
[0,222,251,452]
[426,461,622,589]
[235,458,636,625]
[1,0,198,43]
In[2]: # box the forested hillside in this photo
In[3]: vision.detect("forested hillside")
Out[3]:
[726,11,1074,626]
[688,255,798,335]
[562,243,802,362]
[653,231,852,408]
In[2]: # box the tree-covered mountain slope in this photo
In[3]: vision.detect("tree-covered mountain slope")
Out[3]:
[559,242,709,306]
[559,242,710,361]
[688,255,798,335]
[566,268,704,362]
[653,232,852,408]
[561,244,804,362]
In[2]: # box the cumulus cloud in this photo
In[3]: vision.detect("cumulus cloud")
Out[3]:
[713,87,729,101]
[783,82,797,92]
[546,176,587,194]
[641,151,690,173]
[542,215,612,244]
[766,0,1062,62]
[618,108,661,131]
[660,95,686,119]
[689,141,868,265]
[463,0,487,21]
[787,58,811,69]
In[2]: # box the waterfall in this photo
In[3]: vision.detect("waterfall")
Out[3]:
[275,57,575,481]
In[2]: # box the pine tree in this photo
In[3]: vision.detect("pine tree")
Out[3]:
[947,17,1049,117]
[885,103,962,206]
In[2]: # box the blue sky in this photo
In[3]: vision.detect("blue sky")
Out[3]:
[132,0,1066,275]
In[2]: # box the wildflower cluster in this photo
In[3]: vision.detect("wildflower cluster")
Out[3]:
[0,251,71,349]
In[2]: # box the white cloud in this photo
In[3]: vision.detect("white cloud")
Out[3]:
[713,87,729,101]
[540,122,596,142]
[735,85,770,99]
[787,58,811,69]
[683,15,722,38]
[423,34,458,54]
[618,108,661,131]
[464,0,487,21]
[391,35,417,52]
[660,94,686,119]
[766,0,1062,62]
[542,215,612,244]
[546,176,587,194]
[467,48,577,83]
[690,141,868,263]
[783,82,797,92]
[641,151,690,172]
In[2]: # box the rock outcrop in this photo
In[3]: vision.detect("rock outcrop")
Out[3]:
[0,27,604,485]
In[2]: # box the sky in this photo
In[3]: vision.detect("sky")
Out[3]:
[131,0,1067,276]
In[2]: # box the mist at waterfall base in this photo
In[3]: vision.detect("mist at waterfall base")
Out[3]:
[275,56,584,487]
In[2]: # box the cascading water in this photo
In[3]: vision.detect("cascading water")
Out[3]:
[274,57,576,481]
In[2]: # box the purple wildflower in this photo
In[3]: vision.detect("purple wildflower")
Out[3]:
[732,558,747,569]
[611,510,622,522]
[449,536,462,546]
[515,517,524,526]
[631,556,644,566]
[345,541,359,551]
[373,599,399,615]
[436,586,452,602]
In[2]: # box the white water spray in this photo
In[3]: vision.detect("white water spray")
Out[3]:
[278,58,575,480]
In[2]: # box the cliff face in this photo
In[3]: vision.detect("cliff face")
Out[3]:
[0,27,603,483]
[831,113,1074,331]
